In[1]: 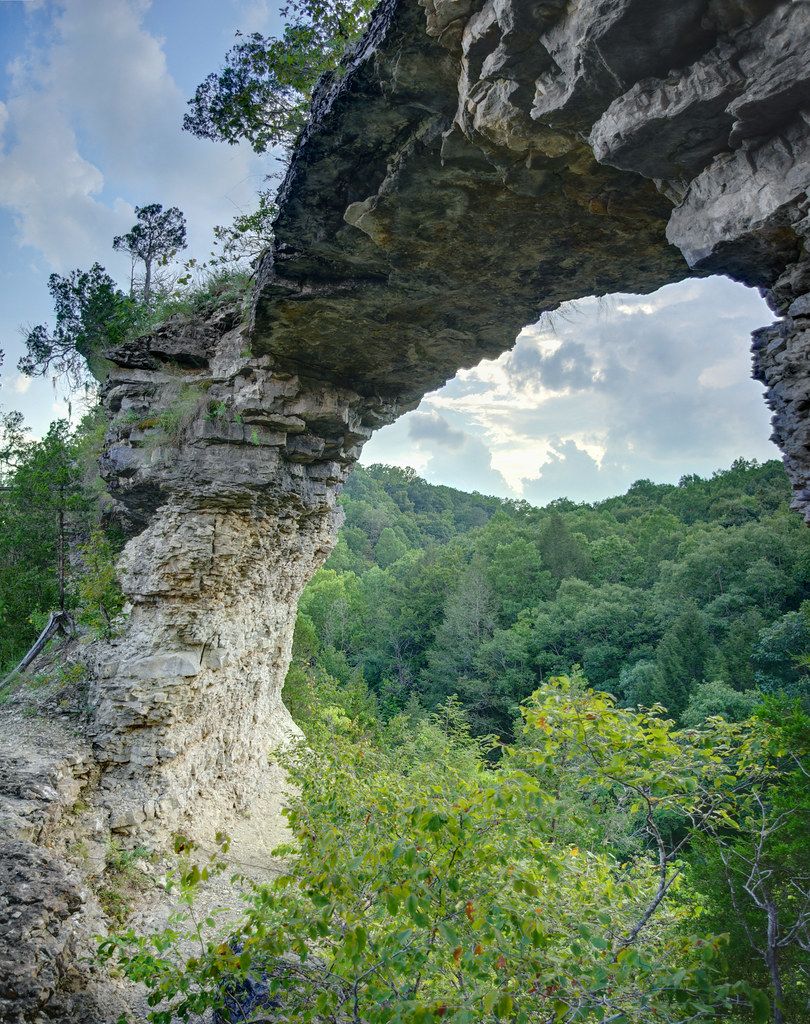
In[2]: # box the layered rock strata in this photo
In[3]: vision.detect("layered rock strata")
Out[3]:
[0,713,124,1024]
[256,0,810,508]
[93,307,401,831]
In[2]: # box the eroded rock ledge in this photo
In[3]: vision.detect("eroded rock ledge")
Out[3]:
[92,306,400,831]
[4,1,809,1020]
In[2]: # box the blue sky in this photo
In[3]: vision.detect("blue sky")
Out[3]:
[0,0,779,502]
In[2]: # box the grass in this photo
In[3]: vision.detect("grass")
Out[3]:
[136,383,207,450]
[96,840,155,926]
[0,675,20,704]
[125,267,253,342]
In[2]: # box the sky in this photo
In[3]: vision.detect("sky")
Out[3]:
[0,0,780,504]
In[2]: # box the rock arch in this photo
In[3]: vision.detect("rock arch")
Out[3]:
[93,0,809,836]
[4,3,810,1019]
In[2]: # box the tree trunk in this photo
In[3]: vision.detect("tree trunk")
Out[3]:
[57,499,65,612]
[766,898,785,1024]
[143,257,152,304]
[0,610,73,688]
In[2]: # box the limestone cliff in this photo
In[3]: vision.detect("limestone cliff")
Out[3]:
[92,306,400,832]
[2,1,809,1020]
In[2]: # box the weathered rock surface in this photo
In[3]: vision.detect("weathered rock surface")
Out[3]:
[92,0,810,836]
[0,711,127,1024]
[4,0,810,1019]
[91,308,401,833]
[255,0,810,510]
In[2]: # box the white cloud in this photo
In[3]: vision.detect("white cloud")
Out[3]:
[0,0,265,276]
[368,277,779,502]
[12,374,32,394]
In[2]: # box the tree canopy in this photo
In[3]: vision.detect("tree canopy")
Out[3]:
[288,460,810,736]
[183,0,375,153]
[18,263,133,390]
[113,203,187,302]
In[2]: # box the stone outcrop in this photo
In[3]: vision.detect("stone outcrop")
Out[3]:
[93,307,401,832]
[0,710,126,1024]
[256,0,810,507]
[4,0,810,1019]
[89,0,810,863]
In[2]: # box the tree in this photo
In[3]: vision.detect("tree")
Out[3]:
[0,408,28,479]
[752,606,810,701]
[421,565,496,713]
[113,203,187,303]
[183,0,375,154]
[374,527,410,568]
[538,512,591,580]
[688,699,810,1024]
[484,537,554,624]
[0,420,91,667]
[105,677,778,1024]
[18,264,132,391]
[655,605,711,718]
[210,188,277,266]
[0,409,118,672]
[680,679,759,727]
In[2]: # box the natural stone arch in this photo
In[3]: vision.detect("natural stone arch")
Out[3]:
[93,0,809,840]
[3,3,809,1020]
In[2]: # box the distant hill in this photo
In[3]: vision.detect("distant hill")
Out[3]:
[288,459,810,735]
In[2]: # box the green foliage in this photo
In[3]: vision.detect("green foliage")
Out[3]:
[752,605,810,699]
[102,676,802,1024]
[18,263,135,390]
[113,203,187,302]
[210,189,276,266]
[685,698,810,1022]
[147,384,207,444]
[0,419,90,664]
[76,529,125,638]
[97,840,154,926]
[680,680,759,728]
[294,461,809,736]
[183,0,376,153]
[0,410,122,668]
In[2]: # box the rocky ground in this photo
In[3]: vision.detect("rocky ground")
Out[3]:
[0,644,290,1024]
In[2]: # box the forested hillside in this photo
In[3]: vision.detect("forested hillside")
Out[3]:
[114,457,810,1024]
[2,410,808,1022]
[287,460,810,735]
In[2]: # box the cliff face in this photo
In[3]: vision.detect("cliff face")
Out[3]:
[256,0,809,505]
[92,308,400,832]
[3,1,809,1019]
[92,0,810,948]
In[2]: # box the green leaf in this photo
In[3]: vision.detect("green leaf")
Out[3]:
[750,989,770,1024]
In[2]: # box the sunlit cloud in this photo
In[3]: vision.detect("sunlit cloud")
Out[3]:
[365,277,778,502]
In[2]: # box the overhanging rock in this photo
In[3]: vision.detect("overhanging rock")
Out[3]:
[255,0,810,508]
[96,0,810,850]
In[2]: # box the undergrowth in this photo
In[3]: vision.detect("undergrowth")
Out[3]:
[127,268,253,340]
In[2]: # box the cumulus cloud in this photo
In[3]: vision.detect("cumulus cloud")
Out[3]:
[407,411,466,450]
[523,440,605,505]
[366,276,779,502]
[362,408,511,495]
[0,0,264,274]
[507,338,597,391]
